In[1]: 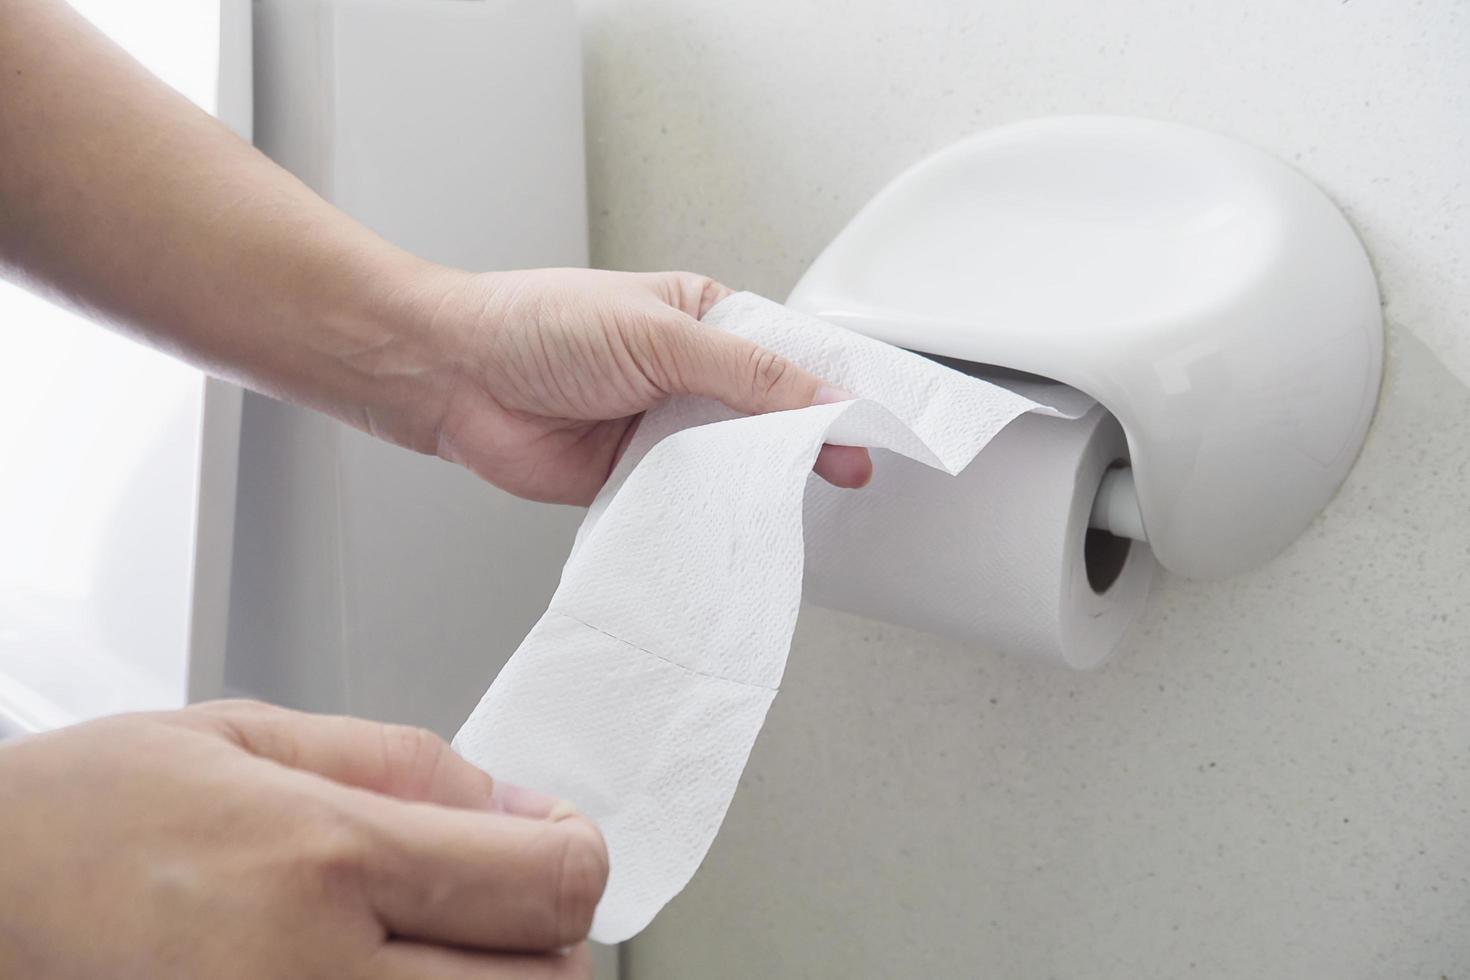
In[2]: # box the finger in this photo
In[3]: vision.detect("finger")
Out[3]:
[809,386,875,488]
[660,325,876,485]
[194,700,557,816]
[373,941,593,980]
[664,318,826,415]
[815,444,874,489]
[640,270,733,319]
[685,326,877,482]
[629,289,878,488]
[354,797,609,952]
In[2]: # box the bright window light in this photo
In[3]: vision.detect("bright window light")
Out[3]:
[0,2,224,729]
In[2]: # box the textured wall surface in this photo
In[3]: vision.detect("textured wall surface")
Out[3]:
[572,1,1470,976]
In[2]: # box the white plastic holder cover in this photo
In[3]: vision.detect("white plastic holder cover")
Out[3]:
[788,115,1383,579]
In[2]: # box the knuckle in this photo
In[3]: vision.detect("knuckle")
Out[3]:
[186,699,293,759]
[697,279,727,318]
[379,724,449,800]
[747,347,793,400]
[671,272,718,316]
[621,310,685,394]
[294,805,371,900]
[647,270,698,312]
[191,697,276,719]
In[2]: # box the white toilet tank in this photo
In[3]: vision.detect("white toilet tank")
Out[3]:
[220,0,589,736]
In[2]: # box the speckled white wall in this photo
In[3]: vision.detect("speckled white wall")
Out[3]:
[573,1,1470,976]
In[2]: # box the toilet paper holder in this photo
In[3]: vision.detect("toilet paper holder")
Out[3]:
[788,115,1383,579]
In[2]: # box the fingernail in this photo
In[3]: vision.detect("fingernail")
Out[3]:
[812,384,856,406]
[491,780,570,819]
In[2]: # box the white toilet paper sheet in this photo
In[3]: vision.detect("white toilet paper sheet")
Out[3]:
[453,293,1081,942]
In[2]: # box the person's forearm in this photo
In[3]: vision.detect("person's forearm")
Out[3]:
[0,0,457,445]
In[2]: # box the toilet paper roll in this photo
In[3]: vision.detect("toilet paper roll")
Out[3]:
[453,293,1147,944]
[803,403,1153,668]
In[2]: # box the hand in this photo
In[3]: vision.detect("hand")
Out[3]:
[2,9,869,508]
[407,268,874,505]
[0,701,608,980]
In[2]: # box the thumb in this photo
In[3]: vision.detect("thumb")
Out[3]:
[635,270,824,412]
[661,315,875,489]
[665,314,832,416]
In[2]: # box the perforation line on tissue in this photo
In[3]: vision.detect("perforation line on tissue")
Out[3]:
[453,293,1075,943]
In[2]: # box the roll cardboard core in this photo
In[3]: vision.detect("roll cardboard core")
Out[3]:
[1084,528,1132,594]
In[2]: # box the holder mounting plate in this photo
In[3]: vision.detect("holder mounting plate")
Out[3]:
[788,116,1383,579]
